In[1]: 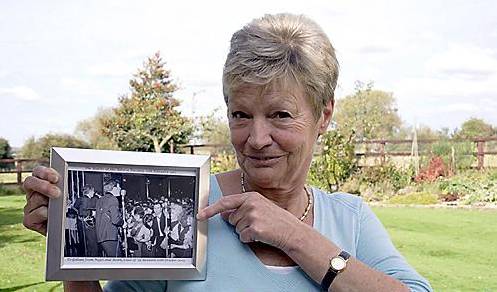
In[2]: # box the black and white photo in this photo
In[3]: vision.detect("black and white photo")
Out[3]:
[47,147,209,281]
[64,169,196,262]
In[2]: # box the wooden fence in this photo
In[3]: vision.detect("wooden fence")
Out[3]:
[354,137,497,169]
[0,158,48,185]
[2,136,495,185]
[180,136,497,169]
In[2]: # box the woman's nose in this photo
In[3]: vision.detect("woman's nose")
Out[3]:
[247,118,273,150]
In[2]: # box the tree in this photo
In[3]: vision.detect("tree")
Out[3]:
[0,138,14,170]
[0,138,12,159]
[197,108,237,172]
[454,118,495,139]
[198,108,231,149]
[333,81,402,140]
[20,133,90,159]
[102,52,192,153]
[75,107,119,150]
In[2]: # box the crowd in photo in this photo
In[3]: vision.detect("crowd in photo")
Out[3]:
[124,196,194,258]
[64,171,195,259]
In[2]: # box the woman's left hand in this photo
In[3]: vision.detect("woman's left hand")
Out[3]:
[197,192,304,250]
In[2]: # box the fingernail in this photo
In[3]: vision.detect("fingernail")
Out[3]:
[51,187,61,197]
[49,174,58,183]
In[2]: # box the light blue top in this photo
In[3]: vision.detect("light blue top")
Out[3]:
[105,176,432,292]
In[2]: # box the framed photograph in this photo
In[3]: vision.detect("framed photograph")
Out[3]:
[47,147,210,281]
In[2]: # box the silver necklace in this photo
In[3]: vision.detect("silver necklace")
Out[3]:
[240,171,312,222]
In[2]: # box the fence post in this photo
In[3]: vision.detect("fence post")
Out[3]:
[169,142,174,153]
[16,159,22,185]
[380,141,386,165]
[477,139,485,170]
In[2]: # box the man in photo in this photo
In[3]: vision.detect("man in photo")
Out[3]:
[106,179,122,197]
[167,203,181,244]
[169,210,193,258]
[150,202,168,257]
[73,184,98,257]
[96,187,124,257]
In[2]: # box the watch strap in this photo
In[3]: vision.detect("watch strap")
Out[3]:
[320,250,351,291]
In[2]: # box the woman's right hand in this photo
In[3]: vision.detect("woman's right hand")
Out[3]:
[22,165,61,236]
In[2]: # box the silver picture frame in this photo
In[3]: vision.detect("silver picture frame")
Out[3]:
[47,147,209,281]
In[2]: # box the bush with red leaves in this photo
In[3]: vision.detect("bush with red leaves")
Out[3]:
[415,156,448,182]
[439,193,460,202]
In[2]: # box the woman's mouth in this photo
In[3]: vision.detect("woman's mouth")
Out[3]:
[246,154,285,166]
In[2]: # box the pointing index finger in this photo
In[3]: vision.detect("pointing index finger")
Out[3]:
[197,194,247,221]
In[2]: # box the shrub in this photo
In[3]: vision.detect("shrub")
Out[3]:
[415,156,448,182]
[308,130,357,192]
[388,192,438,205]
[364,163,414,191]
[437,170,497,204]
[341,162,415,201]
[211,152,238,174]
[0,185,22,196]
[389,192,438,205]
[439,193,459,202]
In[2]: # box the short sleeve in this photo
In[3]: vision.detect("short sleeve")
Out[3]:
[356,203,433,292]
[104,280,167,292]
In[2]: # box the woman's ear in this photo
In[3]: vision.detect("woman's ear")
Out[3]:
[318,99,334,135]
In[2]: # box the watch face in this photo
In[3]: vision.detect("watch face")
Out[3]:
[331,257,346,271]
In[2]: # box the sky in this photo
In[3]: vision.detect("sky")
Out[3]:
[1,0,497,147]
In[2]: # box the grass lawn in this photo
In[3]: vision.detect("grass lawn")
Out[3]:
[1,193,496,291]
[0,195,62,292]
[373,206,497,292]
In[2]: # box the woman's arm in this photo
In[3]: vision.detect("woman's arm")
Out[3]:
[140,227,152,242]
[170,243,185,249]
[282,201,432,292]
[198,192,431,292]
[170,235,192,249]
[22,166,104,292]
[282,221,409,292]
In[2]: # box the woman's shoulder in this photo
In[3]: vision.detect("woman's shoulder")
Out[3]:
[312,187,365,216]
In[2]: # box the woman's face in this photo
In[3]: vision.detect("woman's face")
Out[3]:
[228,81,332,190]
[133,212,142,222]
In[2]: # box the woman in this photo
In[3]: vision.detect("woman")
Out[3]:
[129,207,153,257]
[22,13,432,291]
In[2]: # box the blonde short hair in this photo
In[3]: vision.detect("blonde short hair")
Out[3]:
[222,13,339,118]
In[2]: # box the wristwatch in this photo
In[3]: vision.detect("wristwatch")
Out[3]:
[320,250,351,291]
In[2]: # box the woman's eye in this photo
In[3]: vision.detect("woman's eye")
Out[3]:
[231,111,249,119]
[273,111,292,119]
